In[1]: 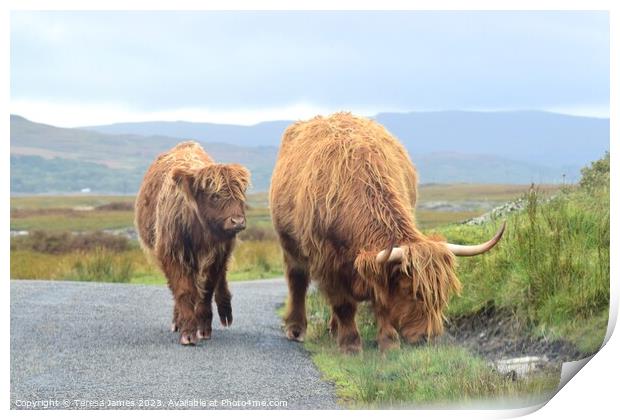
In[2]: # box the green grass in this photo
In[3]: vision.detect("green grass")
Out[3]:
[10,240,283,284]
[303,293,559,408]
[418,183,562,202]
[10,192,272,210]
[416,209,482,229]
[11,210,135,231]
[10,196,275,233]
[10,194,135,210]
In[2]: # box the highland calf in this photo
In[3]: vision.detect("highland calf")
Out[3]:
[269,113,504,353]
[135,141,250,345]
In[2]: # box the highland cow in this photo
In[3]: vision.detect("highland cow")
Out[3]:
[135,141,250,345]
[270,113,504,353]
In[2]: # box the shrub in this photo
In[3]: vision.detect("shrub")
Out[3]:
[11,230,132,254]
[580,151,609,192]
[238,225,278,241]
[95,201,134,211]
[70,231,132,252]
[69,249,134,283]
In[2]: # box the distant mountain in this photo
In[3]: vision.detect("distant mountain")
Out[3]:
[10,115,277,193]
[85,110,609,168]
[84,119,292,149]
[414,152,575,184]
[10,111,608,194]
[374,111,609,168]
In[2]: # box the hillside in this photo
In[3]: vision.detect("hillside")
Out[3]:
[11,111,609,193]
[10,115,277,193]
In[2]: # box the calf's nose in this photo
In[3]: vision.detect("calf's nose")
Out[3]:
[230,216,246,230]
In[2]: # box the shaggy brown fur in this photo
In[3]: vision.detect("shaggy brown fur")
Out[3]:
[270,113,461,353]
[135,141,250,345]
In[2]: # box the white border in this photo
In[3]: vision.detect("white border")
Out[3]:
[3,2,617,419]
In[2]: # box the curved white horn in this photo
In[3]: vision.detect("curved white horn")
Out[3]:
[446,221,506,257]
[376,247,404,263]
[375,221,506,263]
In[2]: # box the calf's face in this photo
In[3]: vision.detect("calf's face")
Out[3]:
[198,191,247,236]
[173,163,250,238]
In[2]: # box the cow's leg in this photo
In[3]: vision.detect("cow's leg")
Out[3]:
[167,271,200,345]
[274,231,310,341]
[374,303,400,352]
[214,268,233,327]
[331,301,362,354]
[283,255,310,342]
[328,313,338,338]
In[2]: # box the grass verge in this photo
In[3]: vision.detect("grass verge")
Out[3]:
[303,293,559,408]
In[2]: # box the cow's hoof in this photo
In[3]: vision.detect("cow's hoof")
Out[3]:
[285,325,306,342]
[328,317,338,338]
[403,334,428,347]
[338,332,362,354]
[197,328,212,340]
[339,343,362,355]
[180,331,198,346]
[378,338,401,353]
[170,322,178,332]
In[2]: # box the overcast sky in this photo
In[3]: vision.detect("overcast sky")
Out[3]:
[10,10,609,126]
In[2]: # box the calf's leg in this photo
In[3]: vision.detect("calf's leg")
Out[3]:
[214,268,233,327]
[195,287,215,339]
[166,267,200,345]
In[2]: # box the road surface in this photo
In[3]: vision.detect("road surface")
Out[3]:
[10,279,337,410]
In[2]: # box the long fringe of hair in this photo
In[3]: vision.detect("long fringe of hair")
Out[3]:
[354,233,462,337]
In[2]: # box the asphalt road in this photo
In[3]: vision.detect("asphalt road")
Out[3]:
[10,279,338,410]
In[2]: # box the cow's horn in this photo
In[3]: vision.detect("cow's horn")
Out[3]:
[376,247,404,263]
[445,221,506,257]
[375,221,506,263]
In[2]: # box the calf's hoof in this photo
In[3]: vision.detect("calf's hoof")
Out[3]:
[180,330,198,346]
[197,328,212,340]
[170,322,178,332]
[285,324,306,342]
[217,303,233,327]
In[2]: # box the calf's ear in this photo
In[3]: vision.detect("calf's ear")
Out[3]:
[171,167,197,204]
[226,164,251,191]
